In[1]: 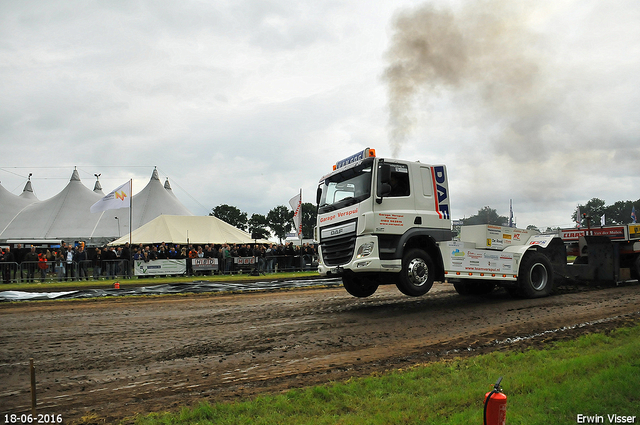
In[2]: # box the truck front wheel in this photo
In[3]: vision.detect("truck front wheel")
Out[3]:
[396,249,435,297]
[342,274,378,298]
[516,252,554,298]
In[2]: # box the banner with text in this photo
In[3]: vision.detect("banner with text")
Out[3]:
[134,259,186,276]
[192,258,219,271]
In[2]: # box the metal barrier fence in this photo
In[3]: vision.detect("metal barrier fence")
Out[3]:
[1,255,318,283]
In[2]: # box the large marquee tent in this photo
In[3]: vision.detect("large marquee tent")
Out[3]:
[0,168,193,246]
[108,215,268,246]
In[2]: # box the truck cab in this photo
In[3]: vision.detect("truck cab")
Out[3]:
[316,148,453,297]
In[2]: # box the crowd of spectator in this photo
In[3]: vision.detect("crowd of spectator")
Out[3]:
[0,241,318,283]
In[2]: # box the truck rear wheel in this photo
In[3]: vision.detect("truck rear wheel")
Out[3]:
[516,252,554,298]
[342,274,378,298]
[396,249,435,297]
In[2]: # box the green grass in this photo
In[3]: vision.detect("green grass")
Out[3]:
[1,271,320,291]
[128,323,640,425]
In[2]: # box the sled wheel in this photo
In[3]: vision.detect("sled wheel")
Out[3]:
[517,252,554,298]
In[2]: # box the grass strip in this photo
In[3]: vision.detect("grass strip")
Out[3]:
[129,323,640,425]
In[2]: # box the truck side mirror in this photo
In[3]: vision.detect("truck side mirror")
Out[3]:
[316,186,322,205]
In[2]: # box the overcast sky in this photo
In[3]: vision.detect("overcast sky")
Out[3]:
[1,0,638,230]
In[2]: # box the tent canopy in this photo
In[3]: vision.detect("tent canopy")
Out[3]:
[108,215,269,246]
[1,168,193,245]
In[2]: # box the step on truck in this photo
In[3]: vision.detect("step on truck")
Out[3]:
[315,148,640,298]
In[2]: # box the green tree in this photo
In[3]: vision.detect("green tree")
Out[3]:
[301,202,317,239]
[605,200,637,225]
[248,213,271,240]
[526,225,540,232]
[210,204,248,231]
[573,198,605,227]
[463,206,508,226]
[267,205,292,243]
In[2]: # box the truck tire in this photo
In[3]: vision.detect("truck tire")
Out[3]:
[396,249,435,297]
[453,280,496,296]
[342,274,378,298]
[516,252,554,298]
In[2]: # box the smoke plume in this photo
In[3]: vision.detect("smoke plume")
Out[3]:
[384,1,543,158]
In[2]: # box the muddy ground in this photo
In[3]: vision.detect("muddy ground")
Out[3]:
[1,281,639,423]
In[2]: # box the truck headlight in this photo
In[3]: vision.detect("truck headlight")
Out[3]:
[356,242,374,258]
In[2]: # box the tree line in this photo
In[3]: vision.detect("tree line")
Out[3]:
[212,197,638,241]
[572,198,639,227]
[462,198,639,232]
[210,203,317,242]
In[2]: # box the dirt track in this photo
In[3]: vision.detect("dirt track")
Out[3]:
[1,281,639,423]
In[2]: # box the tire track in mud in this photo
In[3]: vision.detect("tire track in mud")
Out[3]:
[1,281,639,422]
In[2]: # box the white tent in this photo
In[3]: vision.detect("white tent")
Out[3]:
[0,168,194,245]
[131,168,193,229]
[0,181,39,234]
[108,215,268,245]
[0,169,104,243]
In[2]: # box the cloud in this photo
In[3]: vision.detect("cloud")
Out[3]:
[382,0,640,227]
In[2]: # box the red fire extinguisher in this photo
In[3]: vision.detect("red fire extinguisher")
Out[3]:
[484,377,507,425]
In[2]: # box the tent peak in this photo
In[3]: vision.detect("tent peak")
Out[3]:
[19,173,38,200]
[151,167,160,181]
[93,174,103,193]
[164,178,172,190]
[70,167,81,182]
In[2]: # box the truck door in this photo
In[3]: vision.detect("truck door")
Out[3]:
[373,162,416,235]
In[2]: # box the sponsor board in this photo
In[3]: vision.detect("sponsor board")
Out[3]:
[135,259,187,276]
[446,243,515,273]
[234,257,256,265]
[560,226,627,241]
[192,258,219,271]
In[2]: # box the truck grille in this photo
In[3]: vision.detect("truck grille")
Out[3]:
[321,234,356,266]
[319,219,358,267]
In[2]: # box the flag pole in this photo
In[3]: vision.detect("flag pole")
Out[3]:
[299,188,303,244]
[129,179,133,276]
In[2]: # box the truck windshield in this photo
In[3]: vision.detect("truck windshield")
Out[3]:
[318,158,373,214]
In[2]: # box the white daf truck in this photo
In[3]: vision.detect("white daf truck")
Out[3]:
[315,148,640,298]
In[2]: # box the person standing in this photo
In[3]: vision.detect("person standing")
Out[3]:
[65,245,75,281]
[13,243,24,282]
[55,250,65,281]
[24,245,39,283]
[37,253,48,281]
[93,248,102,280]
[121,243,131,278]
[1,246,15,283]
[76,245,88,280]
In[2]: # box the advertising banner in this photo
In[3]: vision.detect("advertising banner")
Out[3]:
[134,259,186,276]
[192,258,218,271]
[560,226,627,241]
[234,257,256,265]
[446,241,515,274]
